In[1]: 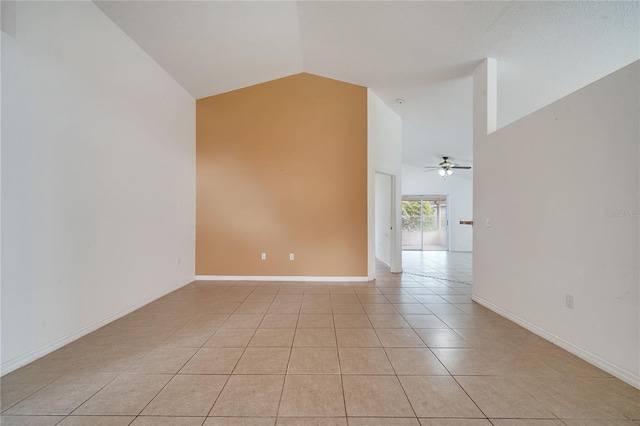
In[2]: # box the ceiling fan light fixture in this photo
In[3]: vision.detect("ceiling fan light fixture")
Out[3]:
[426,156,471,179]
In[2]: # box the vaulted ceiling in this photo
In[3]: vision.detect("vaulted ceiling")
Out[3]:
[96,1,639,170]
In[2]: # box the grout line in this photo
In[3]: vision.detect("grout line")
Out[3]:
[205,289,259,417]
[333,287,350,420]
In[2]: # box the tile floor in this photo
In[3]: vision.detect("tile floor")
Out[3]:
[2,252,639,425]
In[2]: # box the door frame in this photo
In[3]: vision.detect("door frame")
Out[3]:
[373,171,402,274]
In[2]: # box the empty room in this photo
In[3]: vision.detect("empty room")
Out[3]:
[1,1,639,425]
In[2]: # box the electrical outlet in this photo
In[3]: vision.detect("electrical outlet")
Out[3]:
[289,253,294,261]
[565,294,574,309]
[261,253,267,260]
[486,218,491,228]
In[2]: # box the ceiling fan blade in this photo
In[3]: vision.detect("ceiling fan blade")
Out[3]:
[451,166,471,169]
[423,169,438,173]
[423,167,440,170]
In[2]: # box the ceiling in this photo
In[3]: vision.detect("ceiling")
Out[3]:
[95,1,639,170]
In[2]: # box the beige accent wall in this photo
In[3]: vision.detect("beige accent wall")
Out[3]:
[196,73,368,277]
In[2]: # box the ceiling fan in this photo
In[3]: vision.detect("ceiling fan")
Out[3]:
[424,156,471,177]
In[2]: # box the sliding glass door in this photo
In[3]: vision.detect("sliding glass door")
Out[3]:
[401,196,448,251]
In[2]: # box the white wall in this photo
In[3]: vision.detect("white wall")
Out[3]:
[368,89,402,276]
[473,59,639,387]
[1,2,196,374]
[375,172,392,266]
[402,164,473,252]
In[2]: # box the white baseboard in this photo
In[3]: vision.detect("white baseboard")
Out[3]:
[472,295,640,389]
[196,275,370,282]
[0,277,195,377]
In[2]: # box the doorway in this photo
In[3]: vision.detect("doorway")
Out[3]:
[401,195,448,251]
[372,171,402,275]
[375,173,393,269]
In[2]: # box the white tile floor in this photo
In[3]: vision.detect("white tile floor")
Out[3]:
[1,251,639,425]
